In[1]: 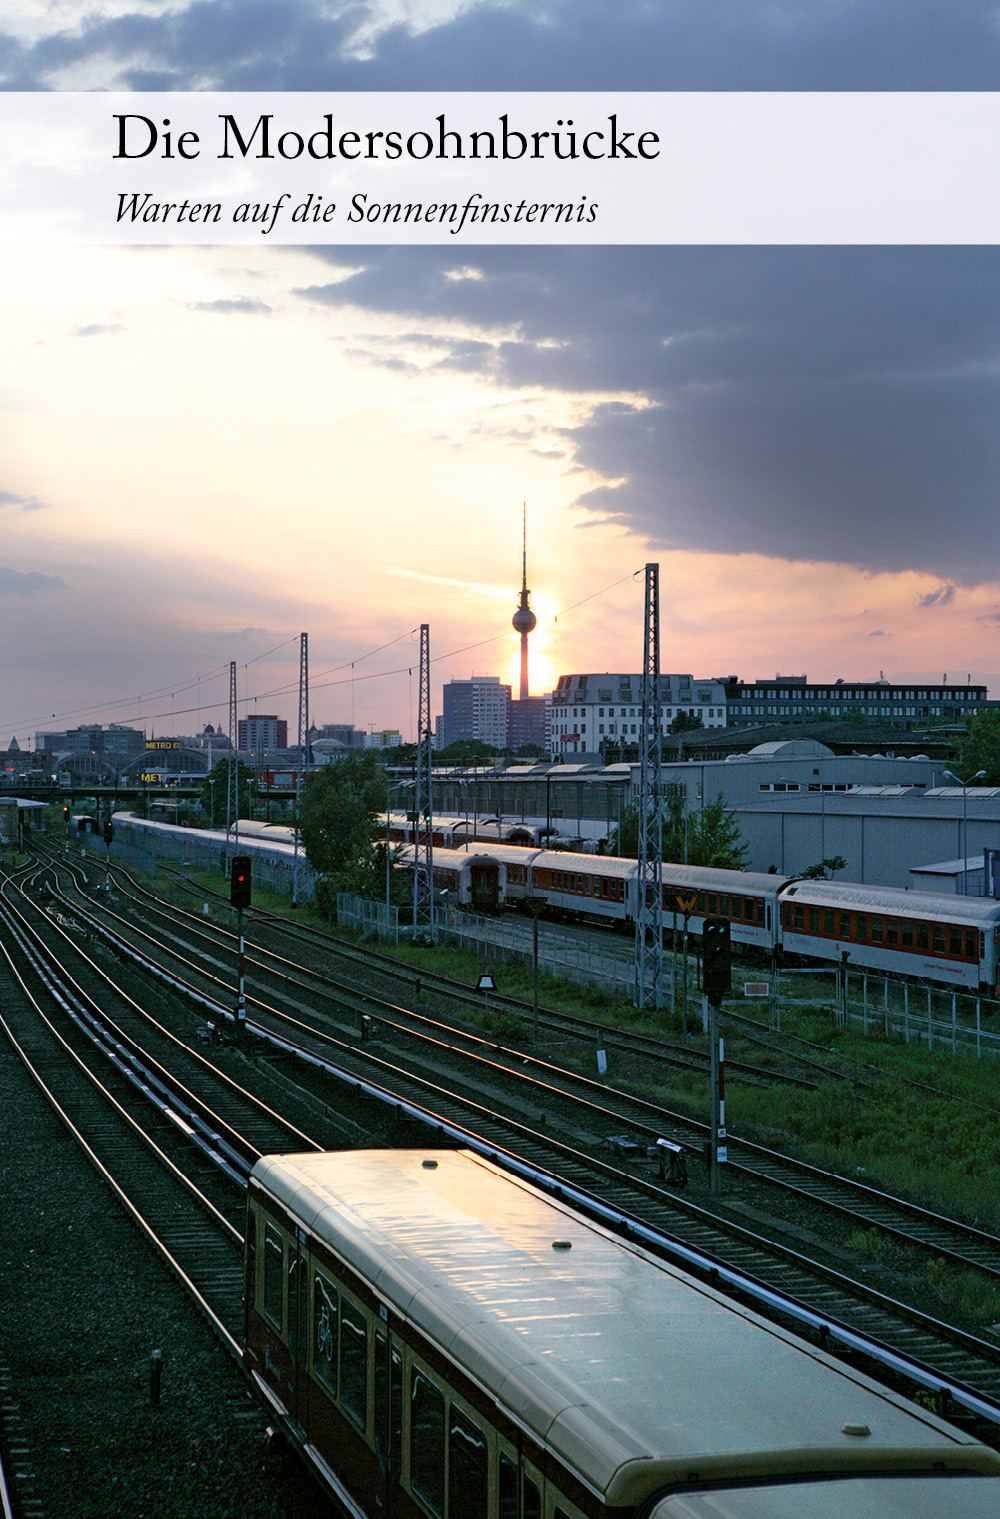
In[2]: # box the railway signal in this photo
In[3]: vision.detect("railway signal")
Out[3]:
[231,855,251,1045]
[702,917,731,1198]
[703,918,731,1006]
[231,855,251,908]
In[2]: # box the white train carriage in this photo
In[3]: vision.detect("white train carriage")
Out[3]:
[397,844,507,914]
[659,863,789,956]
[439,840,544,904]
[528,848,637,926]
[245,1150,1000,1519]
[777,879,1000,993]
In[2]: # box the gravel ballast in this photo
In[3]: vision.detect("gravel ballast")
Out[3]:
[0,1027,337,1519]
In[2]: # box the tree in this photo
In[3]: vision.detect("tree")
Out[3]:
[199,758,252,827]
[609,791,748,870]
[298,751,387,887]
[801,855,848,880]
[434,739,498,765]
[955,709,1000,787]
[668,711,704,734]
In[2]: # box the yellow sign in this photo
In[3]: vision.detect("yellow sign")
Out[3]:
[674,892,697,914]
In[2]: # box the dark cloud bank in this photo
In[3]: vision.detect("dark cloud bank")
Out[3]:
[6,0,999,583]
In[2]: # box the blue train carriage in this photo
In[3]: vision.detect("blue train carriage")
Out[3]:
[244,1150,1000,1519]
[777,880,1000,994]
[659,865,788,957]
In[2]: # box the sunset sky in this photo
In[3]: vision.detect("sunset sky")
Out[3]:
[3,3,1000,744]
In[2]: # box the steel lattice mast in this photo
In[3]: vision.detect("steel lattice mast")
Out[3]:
[634,563,663,1008]
[227,658,239,867]
[412,623,436,941]
[293,631,309,906]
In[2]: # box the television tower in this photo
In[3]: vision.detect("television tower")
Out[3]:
[511,504,537,699]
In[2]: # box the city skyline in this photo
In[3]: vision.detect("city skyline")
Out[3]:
[4,6,1000,744]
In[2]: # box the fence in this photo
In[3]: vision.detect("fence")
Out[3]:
[336,894,643,998]
[110,829,314,900]
[336,892,1000,1060]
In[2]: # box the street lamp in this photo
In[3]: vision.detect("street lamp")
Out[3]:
[944,768,986,895]
[387,780,413,905]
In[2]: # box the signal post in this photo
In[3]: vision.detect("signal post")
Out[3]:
[231,855,251,1045]
[703,919,731,1197]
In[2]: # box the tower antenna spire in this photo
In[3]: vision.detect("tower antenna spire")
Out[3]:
[512,501,537,700]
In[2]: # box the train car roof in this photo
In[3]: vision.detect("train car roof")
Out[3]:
[780,879,1000,923]
[650,1473,1000,1519]
[660,863,791,895]
[531,849,637,877]
[250,1150,999,1505]
[396,844,506,869]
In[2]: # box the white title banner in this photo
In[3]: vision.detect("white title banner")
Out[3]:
[2,92,998,244]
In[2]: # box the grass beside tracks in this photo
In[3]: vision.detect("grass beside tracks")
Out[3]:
[140,861,1000,1247]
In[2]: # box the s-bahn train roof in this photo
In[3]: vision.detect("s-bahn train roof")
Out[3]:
[650,1472,1000,1519]
[780,879,1000,924]
[250,1150,999,1505]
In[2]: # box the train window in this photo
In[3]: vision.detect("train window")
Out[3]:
[697,891,706,914]
[808,907,819,932]
[966,929,978,960]
[885,919,898,947]
[523,1476,541,1519]
[720,894,730,916]
[755,899,764,925]
[340,1298,368,1430]
[288,1250,307,1370]
[312,1273,338,1394]
[263,1222,283,1330]
[576,874,584,893]
[375,1330,388,1469]
[933,924,946,953]
[499,1455,518,1519]
[839,910,852,938]
[916,922,929,950]
[732,897,743,920]
[390,1345,403,1478]
[901,919,913,948]
[448,1407,487,1519]
[793,904,803,931]
[410,1369,446,1518]
[871,916,883,944]
[823,909,835,935]
[707,892,717,914]
[949,926,961,956]
[856,914,867,941]
[601,878,609,898]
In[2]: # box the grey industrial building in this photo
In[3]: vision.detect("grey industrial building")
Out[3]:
[427,739,1000,893]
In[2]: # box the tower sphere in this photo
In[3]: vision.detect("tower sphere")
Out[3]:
[512,602,537,635]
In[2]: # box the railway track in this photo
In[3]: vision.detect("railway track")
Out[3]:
[15,844,1000,1440]
[44,850,1000,1285]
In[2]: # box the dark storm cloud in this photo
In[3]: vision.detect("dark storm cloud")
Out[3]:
[299,245,1000,583]
[6,0,1000,89]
